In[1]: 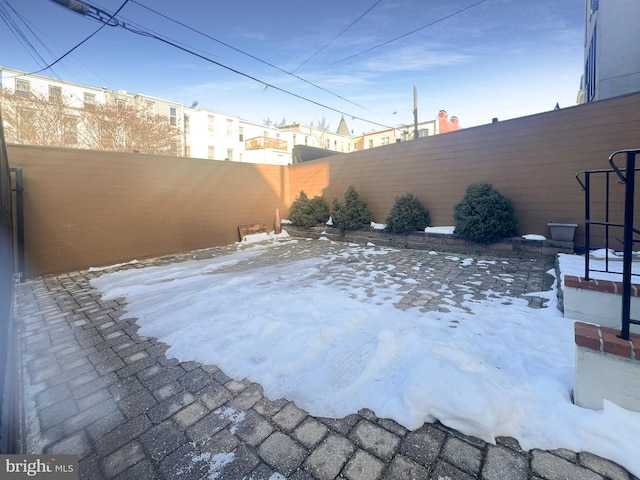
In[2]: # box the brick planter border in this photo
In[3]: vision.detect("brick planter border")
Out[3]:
[574,321,640,361]
[565,275,640,296]
[284,225,574,260]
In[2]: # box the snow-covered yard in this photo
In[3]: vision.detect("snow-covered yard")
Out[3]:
[90,234,640,477]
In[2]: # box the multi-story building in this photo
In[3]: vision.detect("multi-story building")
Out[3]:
[0,67,355,165]
[577,0,640,103]
[356,111,459,151]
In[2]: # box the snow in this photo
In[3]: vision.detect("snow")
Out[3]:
[88,259,139,272]
[425,226,455,234]
[522,234,546,240]
[558,251,640,284]
[90,237,640,477]
[239,229,290,245]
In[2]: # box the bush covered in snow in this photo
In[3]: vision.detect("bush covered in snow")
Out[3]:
[331,185,372,231]
[288,191,330,227]
[384,193,430,234]
[454,182,518,243]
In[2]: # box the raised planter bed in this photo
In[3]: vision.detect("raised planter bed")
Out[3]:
[284,225,574,260]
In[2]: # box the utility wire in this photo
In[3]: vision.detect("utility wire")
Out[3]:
[292,0,382,73]
[18,0,129,77]
[330,0,487,65]
[56,0,392,128]
[128,0,367,111]
[124,24,391,128]
[0,1,53,73]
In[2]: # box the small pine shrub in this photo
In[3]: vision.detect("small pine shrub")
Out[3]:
[331,185,372,231]
[453,182,518,243]
[384,193,430,234]
[288,191,330,227]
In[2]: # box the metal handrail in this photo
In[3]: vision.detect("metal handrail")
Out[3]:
[578,149,640,340]
[609,149,640,183]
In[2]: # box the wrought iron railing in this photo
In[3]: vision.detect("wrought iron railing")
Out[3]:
[576,149,640,340]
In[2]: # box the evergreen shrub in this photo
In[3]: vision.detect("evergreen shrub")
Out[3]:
[384,193,430,234]
[331,185,372,230]
[288,191,330,227]
[453,182,518,243]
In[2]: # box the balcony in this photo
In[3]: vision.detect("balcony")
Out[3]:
[245,136,288,151]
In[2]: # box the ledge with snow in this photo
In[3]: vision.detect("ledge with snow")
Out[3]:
[284,225,574,259]
[561,250,640,334]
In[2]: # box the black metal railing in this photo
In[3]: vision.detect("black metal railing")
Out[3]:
[576,149,640,340]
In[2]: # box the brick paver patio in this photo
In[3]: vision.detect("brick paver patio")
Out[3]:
[13,237,636,479]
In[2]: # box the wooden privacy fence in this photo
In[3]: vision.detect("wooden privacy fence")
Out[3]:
[7,91,640,278]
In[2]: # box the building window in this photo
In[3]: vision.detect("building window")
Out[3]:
[84,92,96,109]
[184,115,190,134]
[64,116,77,145]
[208,115,214,135]
[239,126,244,142]
[185,145,191,157]
[305,136,308,146]
[381,137,390,146]
[169,106,177,127]
[49,85,62,104]
[117,99,126,109]
[208,146,214,159]
[146,101,154,117]
[227,119,233,137]
[227,148,233,161]
[586,26,597,102]
[368,139,374,149]
[15,79,30,97]
[293,134,297,144]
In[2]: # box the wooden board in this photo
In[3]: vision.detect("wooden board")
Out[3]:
[238,223,268,239]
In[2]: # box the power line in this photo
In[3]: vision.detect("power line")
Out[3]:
[54,0,393,129]
[128,0,367,111]
[21,0,130,77]
[292,0,383,73]
[329,0,488,66]
[0,1,52,72]
[125,25,391,128]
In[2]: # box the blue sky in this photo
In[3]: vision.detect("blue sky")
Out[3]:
[1,0,585,134]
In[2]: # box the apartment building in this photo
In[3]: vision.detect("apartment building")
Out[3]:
[578,0,640,103]
[0,67,356,165]
[356,112,458,151]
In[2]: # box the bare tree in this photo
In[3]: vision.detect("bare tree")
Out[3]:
[0,87,79,147]
[80,103,182,155]
[0,88,182,155]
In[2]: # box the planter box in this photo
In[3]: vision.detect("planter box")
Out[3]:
[548,222,577,242]
[284,225,574,259]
